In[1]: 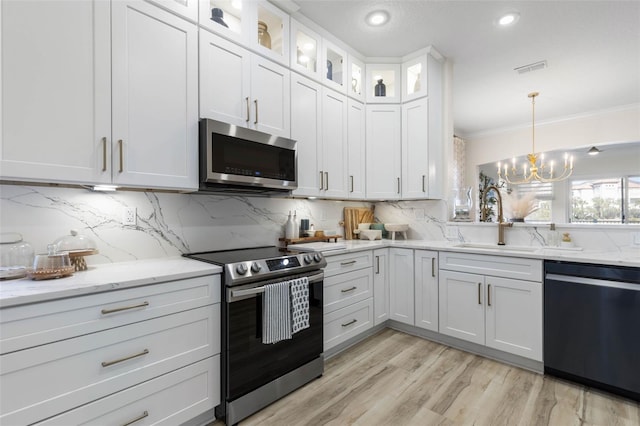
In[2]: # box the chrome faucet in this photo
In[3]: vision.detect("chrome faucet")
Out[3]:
[481,185,513,245]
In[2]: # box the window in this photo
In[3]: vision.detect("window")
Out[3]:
[569,176,639,224]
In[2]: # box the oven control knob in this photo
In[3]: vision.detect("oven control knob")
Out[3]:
[235,263,248,275]
[251,262,262,273]
[313,253,323,263]
[303,254,313,265]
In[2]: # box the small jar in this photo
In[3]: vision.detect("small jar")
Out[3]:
[257,21,271,49]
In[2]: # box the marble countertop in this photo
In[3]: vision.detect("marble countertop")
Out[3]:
[0,257,222,308]
[312,239,640,268]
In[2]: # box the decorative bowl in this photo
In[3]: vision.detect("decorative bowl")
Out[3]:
[359,229,382,241]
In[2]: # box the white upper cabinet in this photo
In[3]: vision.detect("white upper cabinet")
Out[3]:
[290,19,321,81]
[402,54,428,102]
[321,88,349,198]
[200,30,290,138]
[366,104,401,200]
[1,0,198,191]
[199,0,289,66]
[322,39,347,94]
[112,1,198,190]
[402,98,429,199]
[366,63,401,103]
[347,99,366,199]
[347,55,365,102]
[147,0,199,22]
[0,0,111,185]
[291,74,322,197]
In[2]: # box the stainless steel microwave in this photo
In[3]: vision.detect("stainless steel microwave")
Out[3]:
[199,119,297,193]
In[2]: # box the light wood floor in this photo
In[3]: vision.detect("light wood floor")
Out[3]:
[212,329,640,425]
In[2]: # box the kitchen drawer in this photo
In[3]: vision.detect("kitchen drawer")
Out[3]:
[36,356,220,425]
[324,298,373,350]
[1,274,220,354]
[324,250,373,277]
[439,251,542,282]
[0,305,219,426]
[324,268,372,314]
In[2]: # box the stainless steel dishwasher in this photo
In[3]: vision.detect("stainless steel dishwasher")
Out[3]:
[544,260,640,401]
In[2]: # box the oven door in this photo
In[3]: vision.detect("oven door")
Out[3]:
[225,271,323,401]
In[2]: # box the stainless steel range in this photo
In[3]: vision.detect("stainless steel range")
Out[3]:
[183,246,326,425]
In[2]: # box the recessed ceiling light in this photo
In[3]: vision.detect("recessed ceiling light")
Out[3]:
[366,10,389,26]
[498,12,520,26]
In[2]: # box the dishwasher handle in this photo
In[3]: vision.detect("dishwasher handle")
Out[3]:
[546,273,640,292]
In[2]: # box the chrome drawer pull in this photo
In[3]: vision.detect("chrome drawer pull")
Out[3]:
[101,301,149,315]
[341,319,357,327]
[340,260,357,266]
[101,137,107,171]
[245,97,250,122]
[431,258,435,277]
[102,349,149,367]
[118,139,124,173]
[341,286,357,293]
[254,99,259,124]
[478,283,482,305]
[487,284,492,306]
[121,411,149,426]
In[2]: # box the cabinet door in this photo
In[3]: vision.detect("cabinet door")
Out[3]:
[347,99,366,199]
[291,74,322,197]
[147,0,198,22]
[321,88,348,198]
[199,30,251,128]
[112,1,198,190]
[365,105,401,200]
[0,0,111,185]
[414,250,438,332]
[373,249,389,325]
[438,270,485,345]
[388,248,414,325]
[426,54,444,199]
[402,98,429,199]
[250,55,290,138]
[485,276,542,361]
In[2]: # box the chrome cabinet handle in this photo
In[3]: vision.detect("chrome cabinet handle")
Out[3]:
[341,319,357,327]
[341,286,357,293]
[121,411,149,426]
[102,349,149,367]
[340,260,357,266]
[397,177,400,194]
[376,256,380,274]
[487,284,492,306]
[245,97,250,122]
[431,257,435,278]
[422,175,426,192]
[324,172,329,190]
[101,301,149,315]
[319,171,324,190]
[101,137,107,171]
[118,139,124,173]
[350,175,354,193]
[478,283,482,305]
[254,99,258,124]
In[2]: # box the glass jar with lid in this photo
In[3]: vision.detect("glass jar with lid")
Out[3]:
[0,232,34,279]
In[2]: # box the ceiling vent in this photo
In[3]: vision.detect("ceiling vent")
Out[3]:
[514,60,548,74]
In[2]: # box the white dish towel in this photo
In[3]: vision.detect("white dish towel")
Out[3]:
[262,281,292,344]
[290,277,310,334]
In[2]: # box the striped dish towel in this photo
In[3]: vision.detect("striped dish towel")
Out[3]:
[290,277,310,334]
[262,281,292,344]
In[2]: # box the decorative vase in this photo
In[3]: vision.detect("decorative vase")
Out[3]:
[375,79,386,96]
[452,187,472,221]
[257,21,271,49]
[413,73,421,92]
[326,60,333,80]
[210,8,228,27]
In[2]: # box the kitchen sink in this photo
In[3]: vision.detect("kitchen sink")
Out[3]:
[453,243,540,252]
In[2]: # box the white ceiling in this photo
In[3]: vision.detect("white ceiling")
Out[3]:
[290,1,640,137]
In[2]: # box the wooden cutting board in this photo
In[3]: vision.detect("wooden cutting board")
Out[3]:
[342,207,375,240]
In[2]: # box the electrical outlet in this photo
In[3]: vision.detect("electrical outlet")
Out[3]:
[123,207,137,225]
[633,232,640,246]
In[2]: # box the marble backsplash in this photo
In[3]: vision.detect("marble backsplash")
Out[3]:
[1,184,636,267]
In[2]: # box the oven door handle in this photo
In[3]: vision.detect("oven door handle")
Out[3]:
[230,272,324,299]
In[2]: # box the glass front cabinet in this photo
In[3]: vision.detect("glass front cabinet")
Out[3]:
[402,54,428,102]
[322,39,347,93]
[347,55,365,102]
[290,19,321,80]
[366,63,401,103]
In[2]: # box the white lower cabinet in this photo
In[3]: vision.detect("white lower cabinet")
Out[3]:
[414,250,438,332]
[438,252,543,361]
[373,248,389,325]
[388,248,414,325]
[0,275,221,425]
[323,251,374,351]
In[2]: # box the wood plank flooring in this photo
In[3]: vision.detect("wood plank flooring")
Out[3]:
[211,329,640,425]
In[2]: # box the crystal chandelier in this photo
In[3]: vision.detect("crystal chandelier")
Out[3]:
[498,92,574,184]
